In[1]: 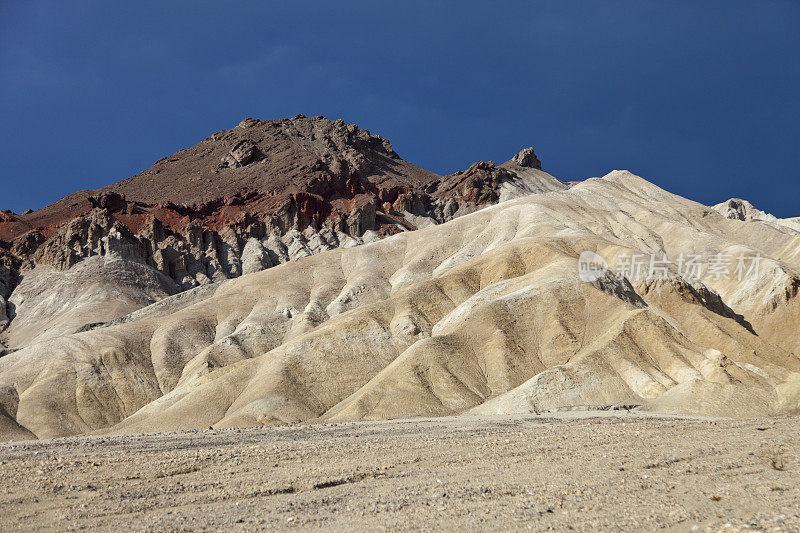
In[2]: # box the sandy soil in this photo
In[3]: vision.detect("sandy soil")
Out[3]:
[0,412,798,532]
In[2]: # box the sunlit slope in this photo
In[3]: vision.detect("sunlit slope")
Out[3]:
[1,171,799,440]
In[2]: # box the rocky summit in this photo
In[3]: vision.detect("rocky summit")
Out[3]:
[0,115,799,442]
[0,115,561,353]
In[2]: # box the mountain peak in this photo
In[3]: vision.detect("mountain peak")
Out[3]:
[511,147,541,169]
[0,115,564,304]
[713,197,800,233]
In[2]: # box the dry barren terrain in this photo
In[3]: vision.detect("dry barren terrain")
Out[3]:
[4,170,800,442]
[1,413,798,531]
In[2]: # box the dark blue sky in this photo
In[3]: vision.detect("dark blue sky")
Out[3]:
[1,1,798,216]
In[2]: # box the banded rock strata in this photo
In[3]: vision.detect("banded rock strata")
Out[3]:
[0,116,798,441]
[0,115,561,349]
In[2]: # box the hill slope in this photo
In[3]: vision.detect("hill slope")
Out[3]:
[0,167,798,440]
[0,115,561,349]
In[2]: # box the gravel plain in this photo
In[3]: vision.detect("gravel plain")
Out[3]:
[0,412,798,531]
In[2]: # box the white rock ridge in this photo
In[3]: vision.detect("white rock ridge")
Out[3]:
[0,169,798,440]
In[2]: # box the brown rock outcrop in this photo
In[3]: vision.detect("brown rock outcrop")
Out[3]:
[0,114,563,324]
[512,147,542,168]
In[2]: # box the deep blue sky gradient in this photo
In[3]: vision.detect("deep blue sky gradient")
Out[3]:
[1,1,798,216]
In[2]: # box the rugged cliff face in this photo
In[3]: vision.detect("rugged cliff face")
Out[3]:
[0,115,561,348]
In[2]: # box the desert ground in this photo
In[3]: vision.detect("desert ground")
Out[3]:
[0,412,798,532]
